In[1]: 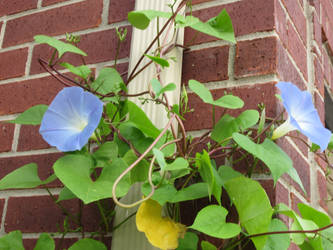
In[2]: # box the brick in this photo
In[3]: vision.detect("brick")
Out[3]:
[0,76,64,116]
[275,181,289,206]
[290,192,303,215]
[0,153,63,188]
[322,12,333,56]
[287,131,308,158]
[191,0,213,4]
[314,56,324,96]
[314,92,325,124]
[277,40,307,90]
[42,0,69,7]
[0,48,28,81]
[5,196,78,232]
[275,181,289,225]
[278,138,311,199]
[30,27,132,75]
[315,154,327,172]
[109,0,135,24]
[0,0,37,17]
[286,21,308,80]
[317,170,328,211]
[3,0,103,47]
[0,123,15,152]
[234,37,277,78]
[184,82,277,131]
[321,0,333,30]
[323,50,331,86]
[260,179,275,205]
[5,196,112,233]
[17,125,50,151]
[24,238,78,250]
[182,46,229,84]
[184,0,274,46]
[281,0,307,46]
[275,0,288,48]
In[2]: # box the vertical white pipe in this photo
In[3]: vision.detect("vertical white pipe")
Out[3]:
[111,0,184,249]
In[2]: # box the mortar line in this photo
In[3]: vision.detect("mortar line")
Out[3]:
[24,44,34,76]
[0,20,6,49]
[0,0,84,22]
[0,56,129,86]
[0,148,59,158]
[0,20,129,54]
[37,0,42,8]
[228,44,235,80]
[305,1,320,208]
[0,198,8,235]
[11,124,21,152]
[189,0,243,12]
[0,188,62,199]
[278,0,307,49]
[188,31,277,51]
[102,0,111,26]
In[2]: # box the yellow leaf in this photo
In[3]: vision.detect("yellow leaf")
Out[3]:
[136,199,186,250]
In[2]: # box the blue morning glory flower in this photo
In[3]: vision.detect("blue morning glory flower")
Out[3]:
[272,82,331,151]
[39,87,103,152]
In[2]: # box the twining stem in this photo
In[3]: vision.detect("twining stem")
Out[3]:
[96,200,109,232]
[48,49,57,65]
[126,0,187,84]
[45,187,79,225]
[228,222,333,249]
[112,114,176,208]
[112,212,137,232]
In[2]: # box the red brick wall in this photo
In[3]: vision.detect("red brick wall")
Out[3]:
[1,0,333,249]
[182,0,333,238]
[0,0,134,248]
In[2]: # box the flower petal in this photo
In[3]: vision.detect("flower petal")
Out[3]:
[276,82,331,151]
[39,87,103,152]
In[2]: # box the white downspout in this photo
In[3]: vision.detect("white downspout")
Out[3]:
[111,0,184,249]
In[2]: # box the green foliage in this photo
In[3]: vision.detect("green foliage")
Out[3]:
[128,10,171,30]
[196,150,222,205]
[34,35,87,58]
[127,101,161,138]
[232,133,305,193]
[53,154,130,204]
[91,67,126,100]
[34,233,55,250]
[128,9,235,43]
[224,176,273,250]
[145,54,170,68]
[263,219,290,250]
[211,110,259,143]
[0,163,55,190]
[189,79,244,109]
[68,238,106,250]
[177,232,199,250]
[0,231,24,250]
[190,9,236,43]
[6,6,332,250]
[201,241,217,250]
[60,62,91,80]
[151,78,176,99]
[9,105,48,125]
[190,205,241,239]
[275,203,320,246]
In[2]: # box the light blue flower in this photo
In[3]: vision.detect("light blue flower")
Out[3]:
[272,82,331,151]
[39,87,103,152]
